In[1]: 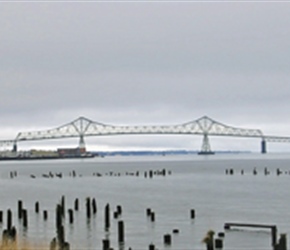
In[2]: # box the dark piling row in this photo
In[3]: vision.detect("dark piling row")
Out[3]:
[8,168,173,179]
[226,167,290,176]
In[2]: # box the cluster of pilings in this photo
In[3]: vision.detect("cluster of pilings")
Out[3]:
[0,196,198,250]
[225,167,290,176]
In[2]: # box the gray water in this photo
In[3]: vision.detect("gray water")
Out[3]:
[0,153,289,250]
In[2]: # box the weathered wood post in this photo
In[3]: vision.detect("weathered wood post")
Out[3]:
[105,203,110,229]
[7,209,12,231]
[74,198,79,211]
[57,225,65,247]
[118,220,125,243]
[272,226,277,247]
[149,243,155,250]
[68,209,74,224]
[150,212,155,222]
[102,239,110,250]
[56,204,62,231]
[164,234,171,245]
[215,238,223,249]
[22,209,28,228]
[18,200,23,219]
[43,210,48,220]
[146,208,151,217]
[35,201,39,213]
[190,209,195,219]
[92,198,97,214]
[116,205,122,216]
[61,196,65,218]
[0,210,3,223]
[86,197,91,219]
[275,233,287,250]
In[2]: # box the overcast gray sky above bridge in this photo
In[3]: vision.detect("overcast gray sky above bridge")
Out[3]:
[1,1,290,152]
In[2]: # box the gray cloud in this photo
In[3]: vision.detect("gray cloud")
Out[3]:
[1,2,290,151]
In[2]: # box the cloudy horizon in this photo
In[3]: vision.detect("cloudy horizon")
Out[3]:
[1,1,290,152]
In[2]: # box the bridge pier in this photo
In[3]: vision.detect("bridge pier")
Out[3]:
[198,133,214,155]
[78,135,86,154]
[261,139,267,154]
[12,142,17,153]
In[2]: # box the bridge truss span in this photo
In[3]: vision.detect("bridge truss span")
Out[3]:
[15,116,264,140]
[0,115,289,154]
[8,115,271,154]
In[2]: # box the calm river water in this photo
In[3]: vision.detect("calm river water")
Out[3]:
[0,153,289,250]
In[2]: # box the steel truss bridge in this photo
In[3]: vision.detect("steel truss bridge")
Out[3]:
[1,115,290,154]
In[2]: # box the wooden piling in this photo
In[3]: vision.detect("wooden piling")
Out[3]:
[7,209,12,231]
[68,209,74,224]
[113,211,119,219]
[150,212,155,222]
[146,208,151,216]
[102,239,110,250]
[275,234,287,250]
[57,225,65,246]
[0,211,3,223]
[56,204,62,230]
[92,198,97,214]
[118,220,124,243]
[164,234,171,245]
[272,226,277,247]
[105,203,110,229]
[215,238,223,249]
[18,200,23,219]
[116,205,122,216]
[86,197,91,219]
[190,209,195,219]
[61,196,65,218]
[35,201,39,213]
[43,210,48,220]
[148,244,155,250]
[74,198,79,211]
[10,226,17,241]
[22,209,28,228]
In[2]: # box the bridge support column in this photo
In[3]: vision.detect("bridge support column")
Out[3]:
[78,135,86,154]
[12,142,17,153]
[198,133,214,155]
[261,139,267,154]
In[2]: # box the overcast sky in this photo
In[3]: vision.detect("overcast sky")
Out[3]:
[1,1,290,152]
